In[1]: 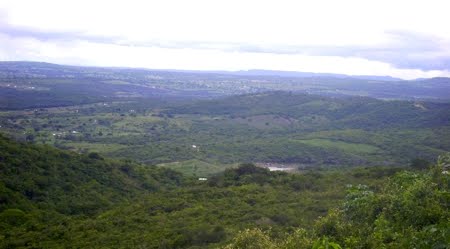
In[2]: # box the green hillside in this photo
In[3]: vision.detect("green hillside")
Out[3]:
[0,134,448,248]
[164,92,450,129]
[224,155,450,249]
[0,134,183,216]
[1,92,449,173]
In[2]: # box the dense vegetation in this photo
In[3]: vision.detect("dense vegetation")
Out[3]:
[1,92,448,172]
[0,134,183,214]
[0,135,448,248]
[224,154,450,249]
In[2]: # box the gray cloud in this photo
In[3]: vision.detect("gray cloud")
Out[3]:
[345,31,450,70]
[1,20,449,71]
[0,24,120,45]
[227,31,450,71]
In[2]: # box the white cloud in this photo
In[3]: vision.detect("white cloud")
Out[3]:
[1,0,450,79]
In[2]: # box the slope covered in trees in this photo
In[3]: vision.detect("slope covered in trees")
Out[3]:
[225,154,450,249]
[1,134,448,248]
[0,134,187,248]
[0,134,183,216]
[164,91,450,129]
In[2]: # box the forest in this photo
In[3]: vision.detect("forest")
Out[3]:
[0,135,448,248]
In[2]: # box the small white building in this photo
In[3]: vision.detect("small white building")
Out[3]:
[198,177,207,181]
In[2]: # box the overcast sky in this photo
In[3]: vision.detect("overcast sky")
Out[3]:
[1,0,450,79]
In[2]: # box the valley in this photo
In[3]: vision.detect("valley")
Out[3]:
[1,91,448,176]
[0,62,449,248]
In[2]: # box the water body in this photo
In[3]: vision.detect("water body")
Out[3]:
[268,167,294,171]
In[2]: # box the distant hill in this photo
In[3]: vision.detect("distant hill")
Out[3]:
[0,61,449,110]
[164,91,450,130]
[122,91,450,166]
[222,69,403,81]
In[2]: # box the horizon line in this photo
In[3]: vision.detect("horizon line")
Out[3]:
[0,60,446,81]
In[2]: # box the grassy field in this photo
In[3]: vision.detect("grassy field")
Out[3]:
[294,138,380,154]
[59,142,129,154]
[157,159,237,177]
[0,92,448,176]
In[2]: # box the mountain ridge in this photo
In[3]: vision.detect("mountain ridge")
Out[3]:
[0,60,444,82]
